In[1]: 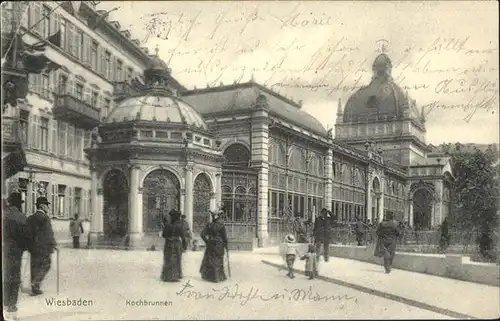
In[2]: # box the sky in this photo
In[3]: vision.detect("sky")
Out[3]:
[98,1,499,145]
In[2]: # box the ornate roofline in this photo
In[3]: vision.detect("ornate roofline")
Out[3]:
[182,82,303,109]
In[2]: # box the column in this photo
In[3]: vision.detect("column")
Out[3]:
[434,180,444,225]
[215,172,222,209]
[325,149,333,212]
[184,166,194,229]
[180,189,185,213]
[378,193,384,222]
[408,200,414,227]
[26,181,33,214]
[128,166,143,247]
[366,176,372,222]
[251,107,269,247]
[89,170,103,245]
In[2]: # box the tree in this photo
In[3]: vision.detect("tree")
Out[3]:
[448,146,499,261]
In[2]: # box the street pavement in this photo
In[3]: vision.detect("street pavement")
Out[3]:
[10,248,500,320]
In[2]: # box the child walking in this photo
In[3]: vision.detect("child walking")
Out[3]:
[300,244,319,280]
[282,234,300,279]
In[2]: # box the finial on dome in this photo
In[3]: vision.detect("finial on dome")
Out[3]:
[154,44,160,57]
[337,98,343,115]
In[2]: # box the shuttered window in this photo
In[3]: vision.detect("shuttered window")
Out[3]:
[82,34,90,66]
[91,40,98,71]
[40,117,49,151]
[30,115,39,149]
[42,5,50,38]
[50,118,57,154]
[67,124,74,158]
[75,128,83,160]
[60,18,66,50]
[58,121,67,156]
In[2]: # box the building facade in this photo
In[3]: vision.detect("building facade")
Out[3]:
[2,1,163,221]
[3,2,453,248]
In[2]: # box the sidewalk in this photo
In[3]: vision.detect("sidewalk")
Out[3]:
[262,255,499,319]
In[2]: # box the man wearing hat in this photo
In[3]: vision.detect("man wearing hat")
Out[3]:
[3,192,31,319]
[26,196,57,296]
[313,208,333,262]
[374,212,400,273]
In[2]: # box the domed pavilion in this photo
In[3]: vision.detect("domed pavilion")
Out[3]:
[86,51,223,248]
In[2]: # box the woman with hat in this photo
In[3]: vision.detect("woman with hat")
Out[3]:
[3,191,30,319]
[160,209,187,282]
[199,209,229,283]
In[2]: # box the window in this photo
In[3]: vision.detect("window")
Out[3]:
[74,128,83,159]
[67,124,74,158]
[104,51,111,79]
[32,3,42,35]
[41,73,50,98]
[91,91,98,107]
[58,74,68,94]
[40,117,49,151]
[58,121,66,155]
[127,67,133,81]
[42,6,50,37]
[19,110,29,145]
[91,41,98,70]
[116,60,123,81]
[103,98,111,118]
[58,185,66,217]
[75,83,83,100]
[60,19,66,49]
[74,188,82,215]
[78,30,84,60]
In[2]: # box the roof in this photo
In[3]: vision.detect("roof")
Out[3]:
[343,54,423,124]
[181,82,327,136]
[105,90,207,129]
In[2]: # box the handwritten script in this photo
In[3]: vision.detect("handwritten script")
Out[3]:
[139,5,499,122]
[176,280,357,306]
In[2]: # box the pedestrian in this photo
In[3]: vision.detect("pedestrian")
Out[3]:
[313,208,332,262]
[199,210,229,283]
[300,244,318,280]
[374,212,400,273]
[280,234,300,279]
[69,213,84,249]
[160,209,187,282]
[180,215,192,251]
[354,217,365,246]
[26,196,57,296]
[3,192,31,320]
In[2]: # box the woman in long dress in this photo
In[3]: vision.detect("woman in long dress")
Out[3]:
[199,210,229,282]
[161,209,187,282]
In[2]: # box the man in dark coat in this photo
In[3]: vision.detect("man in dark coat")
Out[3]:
[313,208,332,262]
[26,196,57,296]
[374,213,400,273]
[3,192,31,318]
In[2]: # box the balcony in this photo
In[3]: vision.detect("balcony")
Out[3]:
[2,116,27,179]
[113,81,141,102]
[53,94,101,129]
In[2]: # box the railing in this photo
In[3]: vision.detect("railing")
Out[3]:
[329,227,483,254]
[53,94,100,127]
[223,222,256,240]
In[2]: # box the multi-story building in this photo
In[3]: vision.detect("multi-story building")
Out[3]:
[3,2,454,249]
[1,1,184,220]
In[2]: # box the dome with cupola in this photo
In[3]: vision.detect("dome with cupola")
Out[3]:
[342,53,423,124]
[105,48,207,130]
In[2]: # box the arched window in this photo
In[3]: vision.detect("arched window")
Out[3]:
[289,147,306,171]
[224,143,250,167]
[317,156,324,176]
[341,164,350,183]
[269,140,286,166]
[308,154,319,176]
